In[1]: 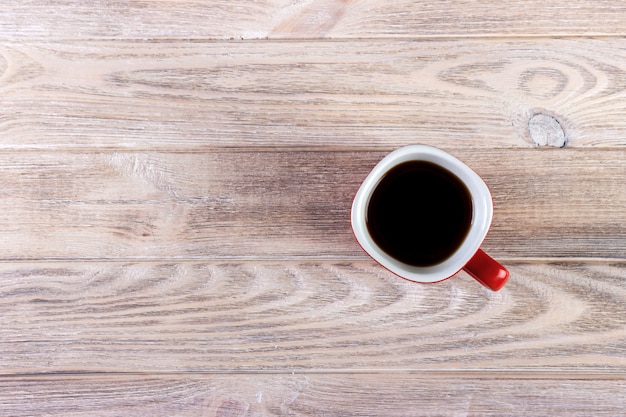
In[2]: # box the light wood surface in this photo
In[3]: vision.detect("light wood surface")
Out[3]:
[3,39,626,150]
[0,150,623,259]
[3,1,626,39]
[1,374,625,416]
[2,261,625,374]
[2,1,625,416]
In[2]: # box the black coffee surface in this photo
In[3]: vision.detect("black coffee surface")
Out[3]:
[366,160,473,267]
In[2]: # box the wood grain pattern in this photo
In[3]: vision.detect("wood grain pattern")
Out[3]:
[1,374,624,416]
[2,1,626,40]
[1,261,624,373]
[2,39,626,150]
[0,150,623,260]
[3,2,626,414]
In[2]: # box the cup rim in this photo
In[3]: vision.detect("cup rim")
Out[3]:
[351,145,493,283]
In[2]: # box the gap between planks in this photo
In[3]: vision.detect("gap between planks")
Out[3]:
[0,146,622,153]
[0,257,624,264]
[1,369,624,381]
[5,34,626,43]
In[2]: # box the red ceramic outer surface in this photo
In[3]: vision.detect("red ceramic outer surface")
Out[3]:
[463,249,510,291]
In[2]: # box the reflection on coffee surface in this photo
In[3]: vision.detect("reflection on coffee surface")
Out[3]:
[366,160,473,267]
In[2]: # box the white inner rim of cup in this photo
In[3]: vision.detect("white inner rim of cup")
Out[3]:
[351,145,493,283]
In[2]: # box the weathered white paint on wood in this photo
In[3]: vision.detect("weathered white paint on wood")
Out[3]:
[2,1,626,39]
[0,150,623,260]
[2,40,626,150]
[1,261,624,374]
[1,374,624,416]
[2,1,625,415]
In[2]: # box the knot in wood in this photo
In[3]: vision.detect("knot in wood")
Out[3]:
[528,113,567,147]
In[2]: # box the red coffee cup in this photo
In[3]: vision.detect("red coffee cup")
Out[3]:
[351,145,509,291]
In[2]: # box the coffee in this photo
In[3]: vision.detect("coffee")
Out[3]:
[366,160,473,267]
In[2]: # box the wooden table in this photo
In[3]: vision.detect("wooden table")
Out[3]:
[1,2,625,415]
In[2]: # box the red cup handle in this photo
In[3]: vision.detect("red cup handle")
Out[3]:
[463,249,509,291]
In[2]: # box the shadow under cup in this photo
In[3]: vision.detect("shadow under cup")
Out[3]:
[351,145,509,291]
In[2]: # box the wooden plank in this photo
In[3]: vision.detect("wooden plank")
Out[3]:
[2,39,626,150]
[2,1,626,40]
[0,149,623,260]
[0,373,624,416]
[1,261,624,373]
